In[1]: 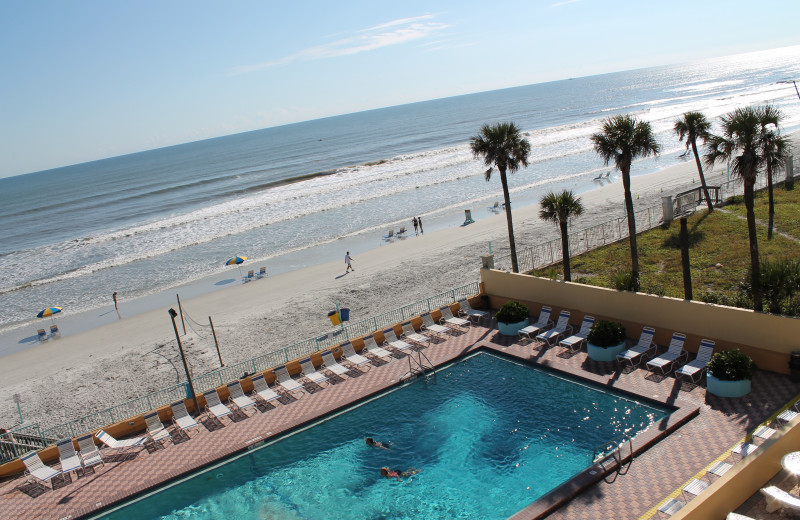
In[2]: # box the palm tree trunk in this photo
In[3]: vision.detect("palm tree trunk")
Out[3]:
[691,139,714,213]
[680,217,692,300]
[559,220,571,281]
[621,165,640,291]
[767,166,775,239]
[744,180,763,311]
[499,168,518,273]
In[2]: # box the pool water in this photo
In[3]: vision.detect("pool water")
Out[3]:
[100,353,669,520]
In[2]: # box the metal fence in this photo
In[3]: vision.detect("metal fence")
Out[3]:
[0,281,480,464]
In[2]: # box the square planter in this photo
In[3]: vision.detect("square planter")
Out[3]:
[498,318,529,336]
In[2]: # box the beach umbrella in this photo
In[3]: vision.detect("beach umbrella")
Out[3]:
[225,255,247,278]
[36,306,62,323]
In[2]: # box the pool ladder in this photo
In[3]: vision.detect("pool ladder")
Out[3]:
[592,435,633,481]
[406,348,436,382]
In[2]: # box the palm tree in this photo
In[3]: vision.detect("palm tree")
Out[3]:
[470,122,531,273]
[591,115,660,291]
[704,106,765,311]
[758,105,789,239]
[674,111,714,212]
[539,190,584,281]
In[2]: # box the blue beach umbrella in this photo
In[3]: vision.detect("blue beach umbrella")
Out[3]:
[225,255,248,278]
[36,306,62,323]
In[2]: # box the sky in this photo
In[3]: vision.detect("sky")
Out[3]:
[1,0,799,179]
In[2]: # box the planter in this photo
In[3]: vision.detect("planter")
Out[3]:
[498,318,529,336]
[587,341,627,362]
[707,374,751,398]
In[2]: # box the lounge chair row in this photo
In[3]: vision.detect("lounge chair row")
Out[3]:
[243,267,267,282]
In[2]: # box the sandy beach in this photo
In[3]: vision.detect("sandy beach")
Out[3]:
[0,149,790,431]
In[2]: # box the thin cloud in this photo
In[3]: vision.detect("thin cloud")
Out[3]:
[551,0,580,6]
[235,15,448,73]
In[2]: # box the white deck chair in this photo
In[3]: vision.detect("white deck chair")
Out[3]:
[401,321,430,347]
[646,332,688,375]
[144,411,172,445]
[559,316,595,352]
[56,439,82,474]
[76,434,104,469]
[321,350,349,376]
[777,399,800,425]
[675,339,715,383]
[203,389,234,420]
[170,400,200,434]
[250,374,281,403]
[617,326,657,367]
[421,312,449,337]
[439,305,470,329]
[518,306,553,340]
[458,299,489,324]
[21,451,61,486]
[300,358,329,385]
[274,365,305,394]
[382,328,413,353]
[95,429,146,451]
[536,310,572,346]
[226,381,258,414]
[363,335,393,360]
[340,341,371,368]
[762,486,800,514]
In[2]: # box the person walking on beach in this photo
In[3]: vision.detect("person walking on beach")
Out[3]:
[112,292,118,310]
[345,251,354,272]
[412,217,418,235]
[417,217,423,234]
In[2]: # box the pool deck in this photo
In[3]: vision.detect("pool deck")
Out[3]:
[1,320,797,520]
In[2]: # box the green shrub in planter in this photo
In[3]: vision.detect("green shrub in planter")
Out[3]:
[586,320,626,347]
[707,348,755,381]
[495,301,530,325]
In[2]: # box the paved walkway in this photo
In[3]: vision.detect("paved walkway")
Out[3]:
[0,320,796,520]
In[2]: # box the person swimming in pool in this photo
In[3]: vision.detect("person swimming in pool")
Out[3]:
[380,467,422,481]
[365,437,390,450]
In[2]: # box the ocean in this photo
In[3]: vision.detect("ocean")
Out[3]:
[1,45,799,342]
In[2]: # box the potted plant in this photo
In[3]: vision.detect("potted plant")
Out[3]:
[495,301,530,336]
[706,348,755,397]
[586,320,627,361]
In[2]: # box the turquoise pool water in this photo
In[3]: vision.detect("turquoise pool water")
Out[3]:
[100,353,669,520]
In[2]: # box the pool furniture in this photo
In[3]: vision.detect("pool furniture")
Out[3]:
[536,310,572,346]
[144,411,172,446]
[657,497,684,516]
[382,328,413,354]
[761,486,800,514]
[617,326,657,367]
[730,441,758,461]
[777,399,800,425]
[439,305,470,329]
[50,324,61,338]
[226,381,258,414]
[56,439,82,475]
[203,389,234,421]
[363,335,393,360]
[646,332,688,376]
[559,316,594,352]
[257,266,267,279]
[320,350,349,376]
[458,299,489,324]
[21,451,61,487]
[705,460,732,480]
[682,477,710,502]
[299,358,329,386]
[401,321,430,348]
[95,429,146,452]
[170,400,201,434]
[397,227,407,236]
[518,306,553,341]
[76,434,104,468]
[250,374,282,403]
[420,312,449,338]
[274,365,305,395]
[675,339,715,383]
[341,341,372,368]
[37,329,48,341]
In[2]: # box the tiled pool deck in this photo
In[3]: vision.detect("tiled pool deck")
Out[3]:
[1,320,797,520]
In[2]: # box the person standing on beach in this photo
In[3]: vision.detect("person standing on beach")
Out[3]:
[412,217,418,235]
[345,251,354,272]
[112,292,118,310]
[417,217,423,234]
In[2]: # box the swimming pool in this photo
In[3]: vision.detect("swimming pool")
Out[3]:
[98,352,670,520]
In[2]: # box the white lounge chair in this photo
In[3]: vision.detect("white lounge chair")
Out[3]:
[675,339,715,383]
[363,335,393,360]
[421,312,449,338]
[518,306,553,340]
[300,358,329,386]
[144,411,172,445]
[226,381,258,414]
[274,365,305,395]
[777,399,800,425]
[340,341,371,368]
[458,299,489,324]
[76,434,104,469]
[646,332,688,376]
[321,350,349,376]
[95,429,146,452]
[170,400,201,434]
[401,321,430,347]
[559,316,595,352]
[382,327,413,353]
[56,439,82,475]
[617,326,657,367]
[21,451,61,486]
[536,310,572,346]
[203,389,234,420]
[439,305,470,329]
[762,486,800,514]
[250,374,282,403]
[657,497,684,516]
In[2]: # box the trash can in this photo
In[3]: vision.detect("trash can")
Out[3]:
[480,295,490,309]
[327,310,341,326]
[790,351,800,383]
[340,308,350,322]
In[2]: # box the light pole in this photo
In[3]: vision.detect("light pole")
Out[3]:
[168,308,199,413]
[778,80,800,103]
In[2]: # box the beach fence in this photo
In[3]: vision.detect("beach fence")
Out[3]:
[0,281,480,464]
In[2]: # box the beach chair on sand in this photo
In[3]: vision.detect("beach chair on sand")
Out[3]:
[382,230,394,241]
[250,374,282,403]
[363,335,393,360]
[300,358,329,386]
[617,326,657,367]
[203,389,234,421]
[274,365,305,395]
[397,227,407,236]
[244,270,255,282]
[646,332,688,376]
[50,324,60,338]
[458,299,490,324]
[421,312,449,338]
[401,321,430,348]
[76,434,104,469]
[382,328,413,354]
[21,452,61,487]
[226,381,258,414]
[488,201,501,211]
[56,439,82,475]
[170,400,200,435]
[37,329,48,342]
[341,341,372,369]
[536,310,572,346]
[144,411,172,446]
[321,350,349,376]
[559,316,594,353]
[257,266,267,279]
[95,429,146,452]
[675,339,715,383]
[439,305,470,330]
[518,306,553,341]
